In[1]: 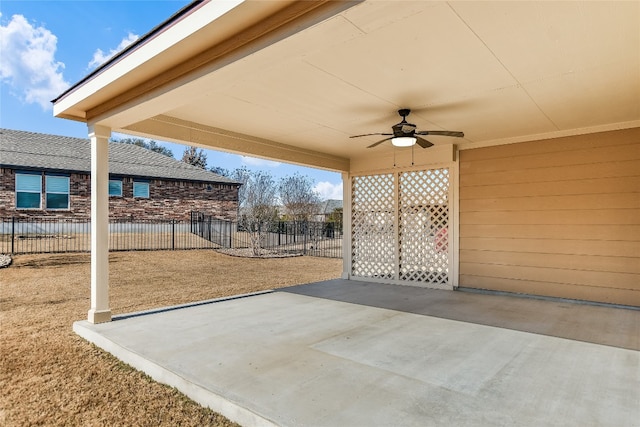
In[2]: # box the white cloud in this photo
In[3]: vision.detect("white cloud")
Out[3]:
[0,14,69,110]
[88,32,139,69]
[314,181,343,200]
[241,156,282,168]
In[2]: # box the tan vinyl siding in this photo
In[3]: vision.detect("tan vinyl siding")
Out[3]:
[459,128,640,306]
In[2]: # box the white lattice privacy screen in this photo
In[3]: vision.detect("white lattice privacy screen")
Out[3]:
[399,169,449,285]
[351,168,450,288]
[351,173,396,279]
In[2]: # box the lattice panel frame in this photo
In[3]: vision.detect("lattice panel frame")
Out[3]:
[398,169,450,286]
[350,168,451,287]
[351,173,395,279]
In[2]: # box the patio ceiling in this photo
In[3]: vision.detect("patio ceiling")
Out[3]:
[54,0,640,172]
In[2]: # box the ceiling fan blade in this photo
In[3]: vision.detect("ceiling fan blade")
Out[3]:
[415,136,434,149]
[350,133,393,138]
[367,137,392,148]
[416,130,464,137]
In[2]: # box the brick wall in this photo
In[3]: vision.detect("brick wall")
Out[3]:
[0,168,238,221]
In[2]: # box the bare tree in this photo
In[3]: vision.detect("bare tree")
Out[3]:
[112,137,174,158]
[236,169,278,255]
[209,165,231,177]
[278,173,321,221]
[181,146,208,169]
[231,167,251,207]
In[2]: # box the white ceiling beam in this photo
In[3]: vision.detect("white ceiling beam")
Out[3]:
[122,115,350,172]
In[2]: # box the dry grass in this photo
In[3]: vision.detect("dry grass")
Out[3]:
[0,232,218,254]
[0,250,342,426]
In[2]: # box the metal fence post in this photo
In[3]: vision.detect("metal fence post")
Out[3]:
[303,221,307,255]
[172,219,176,250]
[11,216,15,254]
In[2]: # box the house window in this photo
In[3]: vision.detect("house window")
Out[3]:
[109,180,123,197]
[45,175,70,209]
[133,181,149,198]
[15,173,42,209]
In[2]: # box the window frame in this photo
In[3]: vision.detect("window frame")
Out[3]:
[133,180,150,198]
[15,172,42,210]
[45,174,70,210]
[109,179,123,197]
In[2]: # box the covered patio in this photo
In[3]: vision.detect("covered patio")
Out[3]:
[74,279,640,426]
[53,1,639,321]
[53,1,639,425]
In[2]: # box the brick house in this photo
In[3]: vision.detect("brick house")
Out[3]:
[0,128,240,221]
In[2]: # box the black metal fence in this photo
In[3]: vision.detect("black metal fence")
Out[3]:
[190,212,235,249]
[0,217,218,254]
[1,215,344,259]
[190,212,343,258]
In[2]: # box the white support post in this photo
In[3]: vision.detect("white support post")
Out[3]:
[88,124,112,323]
[451,149,460,288]
[341,172,352,280]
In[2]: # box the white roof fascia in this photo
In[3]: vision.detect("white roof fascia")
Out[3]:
[53,0,245,120]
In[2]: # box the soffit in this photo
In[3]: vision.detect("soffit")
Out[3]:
[52,0,296,119]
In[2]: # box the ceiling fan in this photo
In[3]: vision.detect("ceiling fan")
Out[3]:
[350,108,464,148]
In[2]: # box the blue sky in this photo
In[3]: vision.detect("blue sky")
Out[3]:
[0,0,343,199]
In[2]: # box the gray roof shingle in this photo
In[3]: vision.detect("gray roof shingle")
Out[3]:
[0,128,239,185]
[319,199,343,214]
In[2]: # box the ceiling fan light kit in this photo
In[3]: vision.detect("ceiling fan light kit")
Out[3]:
[350,108,464,149]
[391,136,417,147]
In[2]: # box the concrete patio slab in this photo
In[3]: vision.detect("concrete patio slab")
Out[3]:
[74,280,640,427]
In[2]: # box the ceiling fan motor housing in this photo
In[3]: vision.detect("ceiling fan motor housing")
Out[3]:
[393,122,416,136]
[394,109,417,136]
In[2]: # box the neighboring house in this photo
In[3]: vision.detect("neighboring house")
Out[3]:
[0,129,240,221]
[314,199,343,222]
[276,200,343,222]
